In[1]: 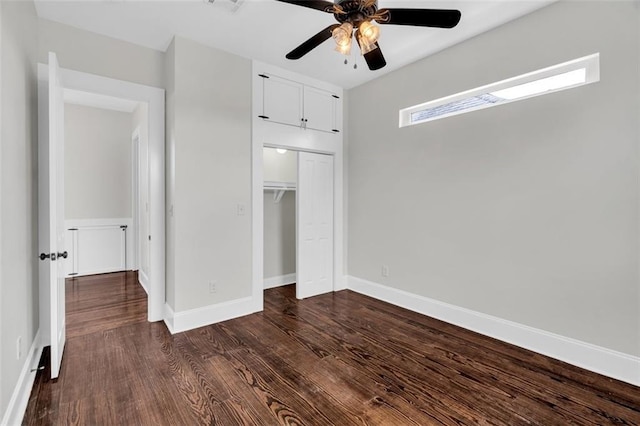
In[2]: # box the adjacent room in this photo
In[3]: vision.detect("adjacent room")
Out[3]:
[1,0,639,424]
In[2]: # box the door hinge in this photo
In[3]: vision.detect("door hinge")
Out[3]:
[120,225,128,230]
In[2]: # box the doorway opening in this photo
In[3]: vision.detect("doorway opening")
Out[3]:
[260,145,336,301]
[62,91,147,283]
[38,57,165,378]
[263,147,297,292]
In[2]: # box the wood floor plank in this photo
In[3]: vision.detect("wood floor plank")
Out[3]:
[307,300,607,424]
[23,274,640,425]
[329,291,640,423]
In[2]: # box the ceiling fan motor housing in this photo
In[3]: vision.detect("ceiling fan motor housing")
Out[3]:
[334,0,378,27]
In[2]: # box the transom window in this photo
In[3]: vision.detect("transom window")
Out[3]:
[399,53,600,127]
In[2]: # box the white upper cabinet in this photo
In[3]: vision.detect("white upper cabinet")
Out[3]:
[303,85,338,133]
[261,74,304,128]
[260,73,340,134]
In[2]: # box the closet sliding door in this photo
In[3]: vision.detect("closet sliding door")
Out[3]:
[296,151,334,299]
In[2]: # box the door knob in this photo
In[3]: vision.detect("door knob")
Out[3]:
[57,251,68,259]
[40,252,57,261]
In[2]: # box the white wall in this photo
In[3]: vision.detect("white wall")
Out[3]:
[166,36,252,312]
[64,104,132,219]
[38,18,164,88]
[263,191,296,279]
[347,1,639,356]
[0,0,38,420]
[264,148,296,183]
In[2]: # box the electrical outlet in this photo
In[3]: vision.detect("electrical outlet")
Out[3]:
[382,265,389,277]
[209,281,217,294]
[16,336,22,360]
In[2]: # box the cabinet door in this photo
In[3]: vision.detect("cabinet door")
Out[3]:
[304,85,337,133]
[262,74,304,128]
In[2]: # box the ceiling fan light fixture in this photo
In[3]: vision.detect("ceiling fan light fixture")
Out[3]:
[332,22,354,55]
[357,32,377,55]
[335,42,352,55]
[359,20,380,44]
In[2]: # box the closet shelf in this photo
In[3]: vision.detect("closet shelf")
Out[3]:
[264,181,296,203]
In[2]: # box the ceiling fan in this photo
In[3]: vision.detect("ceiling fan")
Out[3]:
[276,0,462,71]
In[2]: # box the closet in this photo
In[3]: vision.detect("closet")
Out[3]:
[263,147,297,289]
[253,62,343,302]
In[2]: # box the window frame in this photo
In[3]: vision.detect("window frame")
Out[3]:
[399,53,600,128]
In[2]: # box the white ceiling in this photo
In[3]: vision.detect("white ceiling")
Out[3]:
[34,0,555,89]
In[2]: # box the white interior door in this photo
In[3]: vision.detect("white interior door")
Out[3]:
[296,152,334,299]
[45,51,66,379]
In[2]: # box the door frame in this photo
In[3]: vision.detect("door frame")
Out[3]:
[251,61,345,310]
[131,127,140,272]
[37,63,166,326]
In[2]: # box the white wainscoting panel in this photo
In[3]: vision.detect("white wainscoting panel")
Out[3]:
[346,275,640,387]
[65,218,132,277]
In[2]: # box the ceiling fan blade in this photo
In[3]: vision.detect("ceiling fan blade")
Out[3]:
[275,0,336,13]
[286,24,340,60]
[363,44,386,71]
[375,8,461,28]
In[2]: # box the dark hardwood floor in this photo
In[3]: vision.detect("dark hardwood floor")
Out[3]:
[24,272,640,425]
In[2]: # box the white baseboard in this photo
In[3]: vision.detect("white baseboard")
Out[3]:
[163,303,175,335]
[1,330,42,426]
[346,275,640,387]
[164,297,260,335]
[264,273,296,290]
[138,269,149,294]
[334,275,348,291]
